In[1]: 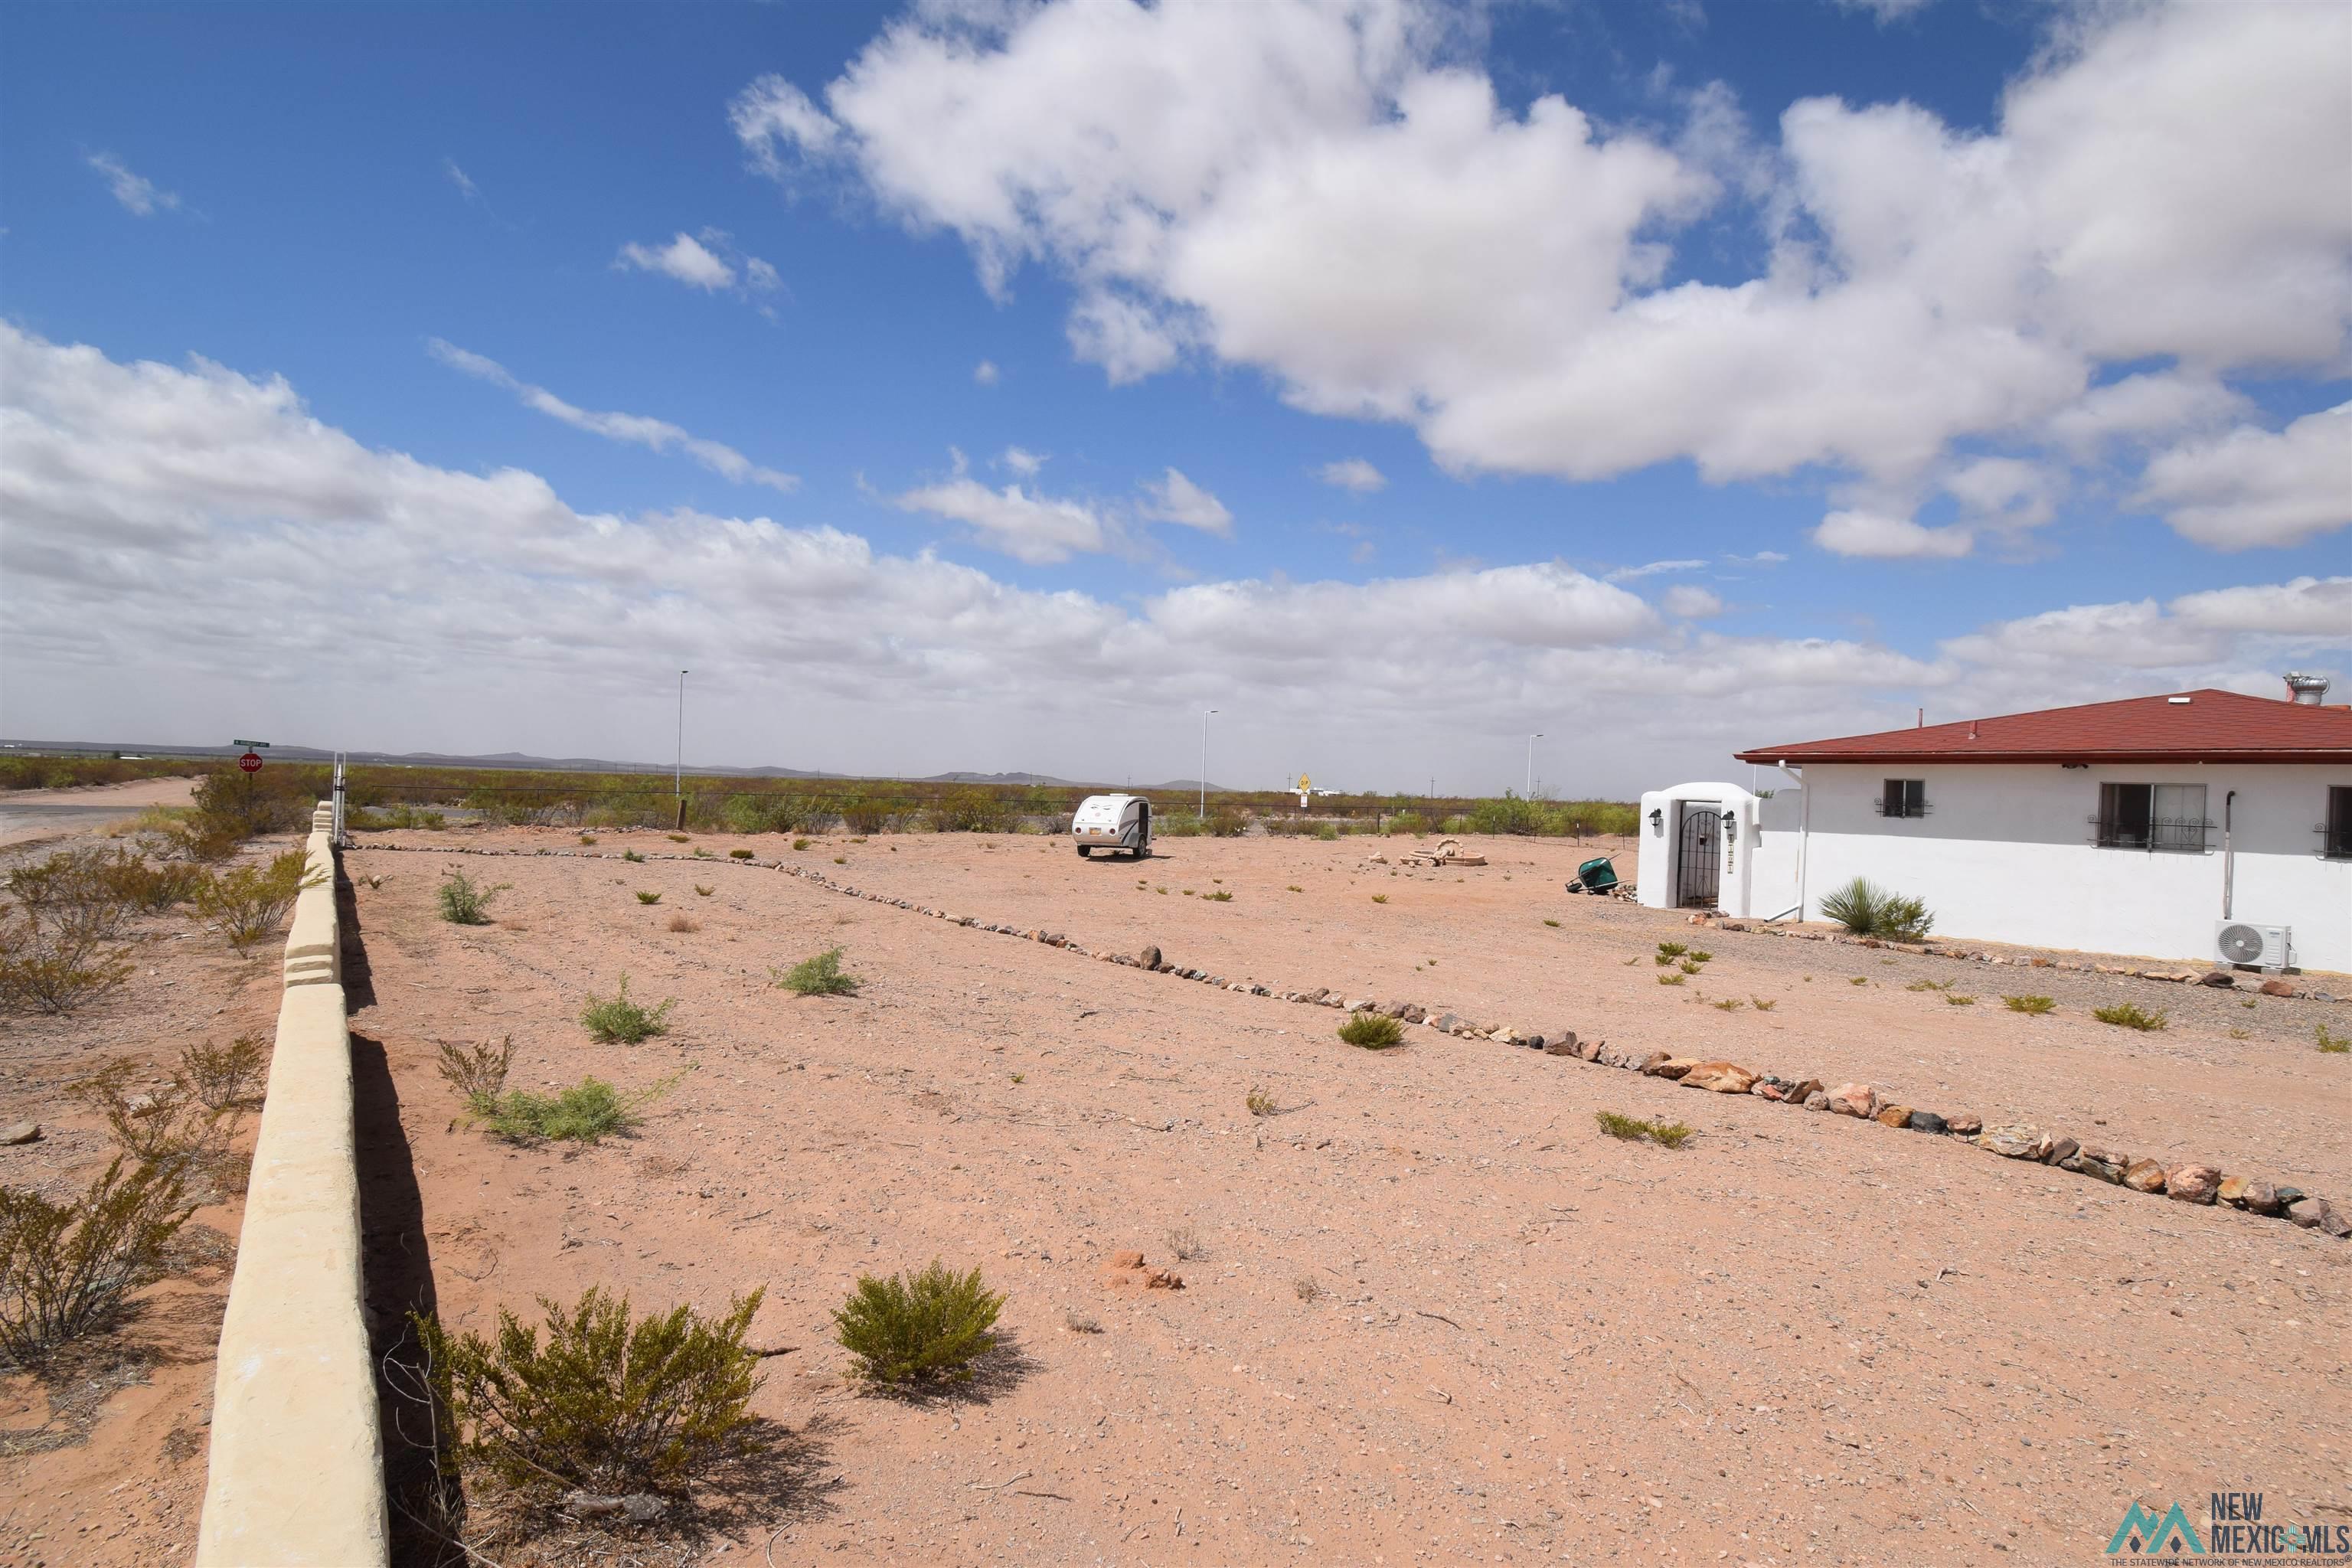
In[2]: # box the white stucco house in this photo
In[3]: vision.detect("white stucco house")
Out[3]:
[1636,679,2352,975]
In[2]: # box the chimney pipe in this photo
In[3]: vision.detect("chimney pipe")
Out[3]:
[2285,671,2331,706]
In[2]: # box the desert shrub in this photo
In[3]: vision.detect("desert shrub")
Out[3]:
[74,1064,233,1174]
[1466,792,1543,836]
[580,975,675,1044]
[694,884,714,897]
[832,1261,1004,1386]
[437,1037,515,1106]
[190,767,318,843]
[1338,1013,1404,1049]
[2093,1001,2167,1031]
[106,855,206,913]
[1384,811,1426,836]
[1751,997,1777,1011]
[188,849,322,952]
[1294,1276,1323,1302]
[667,913,699,933]
[1165,1225,1204,1260]
[413,1286,766,1495]
[773,947,860,997]
[622,849,645,863]
[926,787,1021,834]
[472,1077,659,1144]
[635,890,662,905]
[667,833,690,844]
[436,869,509,925]
[1818,877,1934,942]
[792,837,812,851]
[182,1035,268,1110]
[729,848,755,860]
[0,908,135,1016]
[2318,1024,2350,1054]
[1944,993,1976,1005]
[1204,890,1233,902]
[1246,1088,1277,1116]
[0,1157,192,1364]
[348,804,446,831]
[1657,942,1686,958]
[1677,959,1701,975]
[1312,822,1340,841]
[838,796,894,835]
[1657,972,1685,985]
[1370,893,1389,904]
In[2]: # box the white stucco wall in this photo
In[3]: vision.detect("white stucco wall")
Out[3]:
[1777,762,2352,973]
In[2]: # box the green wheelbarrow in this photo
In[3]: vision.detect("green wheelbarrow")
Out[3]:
[1565,854,1619,895]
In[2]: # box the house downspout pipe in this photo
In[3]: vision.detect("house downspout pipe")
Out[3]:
[1775,760,1807,923]
[2223,789,2236,920]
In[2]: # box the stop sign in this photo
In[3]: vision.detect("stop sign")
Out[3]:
[238,751,263,774]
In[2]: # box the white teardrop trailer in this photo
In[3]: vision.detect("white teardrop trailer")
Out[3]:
[1071,793,1153,859]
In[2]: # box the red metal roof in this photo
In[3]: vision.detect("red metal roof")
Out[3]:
[1733,688,2352,766]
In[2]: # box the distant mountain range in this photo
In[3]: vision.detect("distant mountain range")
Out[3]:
[1,739,1232,793]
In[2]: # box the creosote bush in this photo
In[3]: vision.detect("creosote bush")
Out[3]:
[773,947,860,997]
[436,870,510,926]
[190,850,322,952]
[1338,1012,1404,1049]
[0,908,135,1017]
[1818,877,1935,943]
[183,1034,268,1110]
[1,1156,193,1364]
[832,1261,1004,1387]
[2093,1001,2167,1031]
[580,975,676,1044]
[414,1286,766,1495]
[729,848,755,860]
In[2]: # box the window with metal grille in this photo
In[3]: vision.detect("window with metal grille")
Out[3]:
[2095,782,2210,852]
[1877,779,1927,818]
[2324,786,2352,860]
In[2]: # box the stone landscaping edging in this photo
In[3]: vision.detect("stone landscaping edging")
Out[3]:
[352,838,2350,1243]
[197,805,390,1568]
[1687,913,2344,1004]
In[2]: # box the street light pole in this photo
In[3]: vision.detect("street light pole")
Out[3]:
[1200,708,1218,821]
[1526,732,1544,798]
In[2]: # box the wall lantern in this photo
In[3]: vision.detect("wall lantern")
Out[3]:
[1720,809,1738,831]
[1648,807,1664,831]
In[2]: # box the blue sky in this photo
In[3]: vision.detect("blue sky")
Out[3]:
[2,0,2346,795]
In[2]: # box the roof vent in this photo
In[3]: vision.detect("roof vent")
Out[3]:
[2167,695,2192,705]
[2285,671,2331,706]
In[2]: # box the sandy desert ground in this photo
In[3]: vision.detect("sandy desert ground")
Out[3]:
[5,818,2348,1566]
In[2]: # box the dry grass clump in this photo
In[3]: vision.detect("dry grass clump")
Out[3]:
[437,1037,516,1104]
[1594,1110,1694,1148]
[413,1286,767,1496]
[1338,1012,1403,1049]
[2092,1001,2167,1031]
[1293,1276,1324,1302]
[1165,1225,1204,1261]
[635,890,662,905]
[2318,1024,2350,1054]
[773,947,860,997]
[1246,1088,1277,1117]
[580,975,675,1044]
[729,848,755,860]
[1,1157,192,1365]
[667,914,700,933]
[439,1037,662,1145]
[832,1262,1004,1387]
[2004,994,2056,1015]
[436,869,509,925]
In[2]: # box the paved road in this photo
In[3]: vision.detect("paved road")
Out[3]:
[0,777,197,849]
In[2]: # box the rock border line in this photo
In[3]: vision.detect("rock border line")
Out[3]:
[354,840,2349,1243]
[198,805,390,1567]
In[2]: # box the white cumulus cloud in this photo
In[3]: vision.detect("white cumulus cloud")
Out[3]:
[2131,409,2352,550]
[1316,458,1387,493]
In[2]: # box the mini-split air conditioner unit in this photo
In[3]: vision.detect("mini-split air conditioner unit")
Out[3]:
[2214,920,2292,972]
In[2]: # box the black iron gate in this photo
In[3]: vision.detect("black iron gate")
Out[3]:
[1677,804,1720,909]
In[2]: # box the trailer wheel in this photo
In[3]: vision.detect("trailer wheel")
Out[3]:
[1075,844,1091,858]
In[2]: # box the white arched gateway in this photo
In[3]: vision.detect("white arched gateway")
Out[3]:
[1635,781,1805,920]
